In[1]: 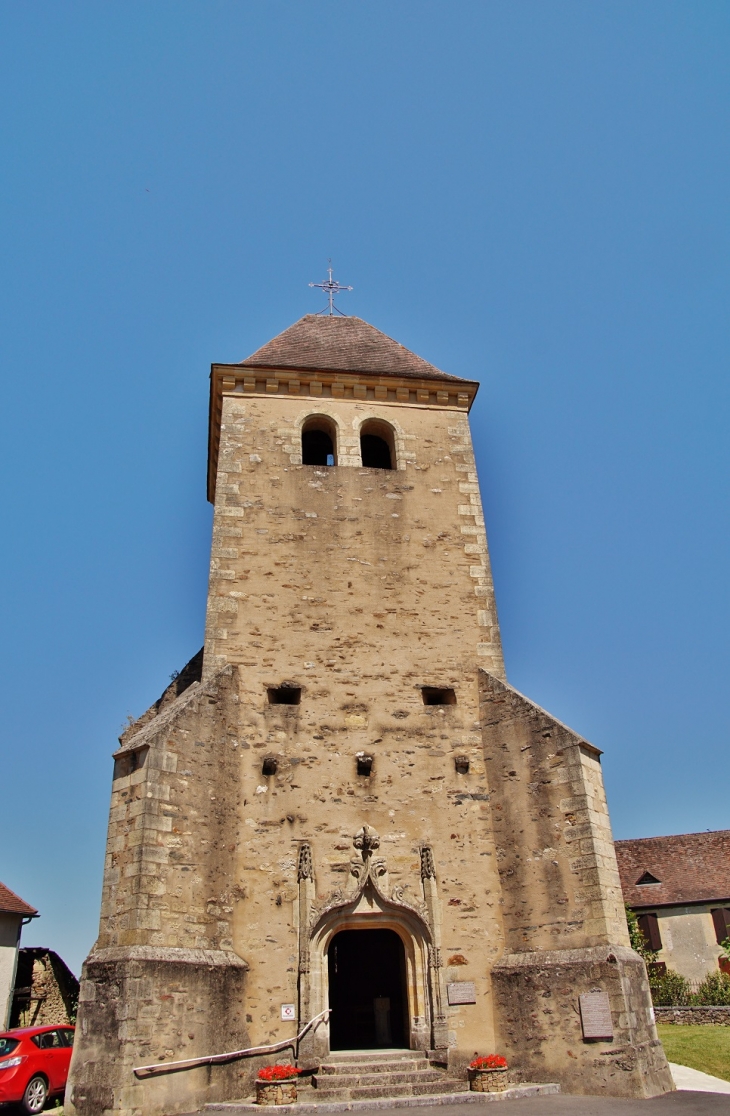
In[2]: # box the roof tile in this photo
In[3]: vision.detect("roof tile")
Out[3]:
[0,881,38,917]
[616,830,730,908]
[239,315,468,383]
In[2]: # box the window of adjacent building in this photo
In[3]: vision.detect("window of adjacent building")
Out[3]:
[302,416,337,466]
[636,871,661,885]
[711,908,730,945]
[637,912,662,952]
[359,420,395,470]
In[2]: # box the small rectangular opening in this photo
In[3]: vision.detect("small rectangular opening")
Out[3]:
[356,754,373,776]
[421,687,456,706]
[267,686,301,705]
[262,757,278,776]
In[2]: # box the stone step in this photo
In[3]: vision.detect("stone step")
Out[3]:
[312,1079,466,1101]
[326,1049,417,1064]
[411,1081,465,1096]
[318,1060,430,1077]
[203,1082,562,1112]
[314,1070,444,1089]
[346,1084,426,1100]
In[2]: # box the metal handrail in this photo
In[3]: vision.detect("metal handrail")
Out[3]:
[133,1008,332,1079]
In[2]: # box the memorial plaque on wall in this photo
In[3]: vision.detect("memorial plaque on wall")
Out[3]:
[447,981,476,1005]
[579,991,613,1040]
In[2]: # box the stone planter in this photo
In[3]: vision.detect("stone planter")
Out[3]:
[469,1067,510,1093]
[255,1079,298,1105]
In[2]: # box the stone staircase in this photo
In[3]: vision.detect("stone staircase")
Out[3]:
[308,1049,465,1101]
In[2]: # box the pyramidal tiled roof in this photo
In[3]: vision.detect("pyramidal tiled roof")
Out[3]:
[0,880,38,917]
[239,315,468,383]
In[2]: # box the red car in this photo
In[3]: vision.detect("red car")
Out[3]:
[0,1024,74,1113]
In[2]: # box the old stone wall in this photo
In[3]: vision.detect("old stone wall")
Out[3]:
[479,672,671,1097]
[66,667,250,1116]
[68,949,248,1116]
[10,949,78,1028]
[203,394,504,685]
[479,672,628,952]
[492,946,670,1097]
[655,1006,730,1025]
[67,381,674,1112]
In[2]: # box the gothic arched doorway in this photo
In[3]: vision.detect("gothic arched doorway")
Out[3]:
[328,928,408,1049]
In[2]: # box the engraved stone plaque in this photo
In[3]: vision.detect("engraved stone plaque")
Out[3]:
[579,991,613,1040]
[447,981,476,1005]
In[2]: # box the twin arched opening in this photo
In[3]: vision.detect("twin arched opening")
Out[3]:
[300,415,396,470]
[302,415,337,466]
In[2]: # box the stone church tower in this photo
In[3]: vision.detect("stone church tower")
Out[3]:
[66,315,672,1115]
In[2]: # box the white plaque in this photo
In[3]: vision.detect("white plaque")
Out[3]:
[579,991,613,1040]
[447,981,476,1005]
[280,1003,296,1021]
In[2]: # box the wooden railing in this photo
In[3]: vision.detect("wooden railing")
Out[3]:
[133,1008,332,1079]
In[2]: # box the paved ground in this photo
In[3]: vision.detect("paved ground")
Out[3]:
[326,1098,730,1116]
[668,1063,730,1094]
[185,1091,730,1116]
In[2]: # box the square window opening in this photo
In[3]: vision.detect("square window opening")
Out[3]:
[267,686,302,705]
[422,687,456,706]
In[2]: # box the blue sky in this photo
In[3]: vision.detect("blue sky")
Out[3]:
[1,2,728,976]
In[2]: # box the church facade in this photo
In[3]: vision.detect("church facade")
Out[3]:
[66,315,672,1115]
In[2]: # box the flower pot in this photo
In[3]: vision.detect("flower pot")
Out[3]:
[469,1067,510,1093]
[255,1079,298,1105]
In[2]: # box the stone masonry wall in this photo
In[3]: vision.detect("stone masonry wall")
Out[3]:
[203,394,504,685]
[67,383,674,1112]
[66,667,250,1116]
[479,672,672,1097]
[479,671,628,952]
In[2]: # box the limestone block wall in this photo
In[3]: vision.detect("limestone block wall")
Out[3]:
[66,668,250,1116]
[479,671,672,1097]
[492,945,672,1097]
[478,671,628,951]
[96,667,242,954]
[203,393,504,686]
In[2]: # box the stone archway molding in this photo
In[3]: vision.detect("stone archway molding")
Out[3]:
[296,827,448,1060]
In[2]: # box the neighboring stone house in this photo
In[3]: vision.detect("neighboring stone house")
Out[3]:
[66,313,673,1116]
[0,881,37,1029]
[616,830,730,982]
[10,948,79,1029]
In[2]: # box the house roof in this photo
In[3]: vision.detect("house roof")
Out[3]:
[238,315,468,383]
[0,881,38,917]
[616,830,730,909]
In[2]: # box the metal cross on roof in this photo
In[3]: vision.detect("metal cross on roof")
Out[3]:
[309,261,353,316]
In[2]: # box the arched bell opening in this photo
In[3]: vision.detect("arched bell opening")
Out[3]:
[302,415,338,466]
[359,419,396,470]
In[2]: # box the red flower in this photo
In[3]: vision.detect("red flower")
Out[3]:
[257,1064,301,1081]
[469,1055,508,1070]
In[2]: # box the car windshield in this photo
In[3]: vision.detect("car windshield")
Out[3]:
[0,1037,19,1056]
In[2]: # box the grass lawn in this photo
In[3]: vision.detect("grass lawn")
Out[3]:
[657,1024,730,1083]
